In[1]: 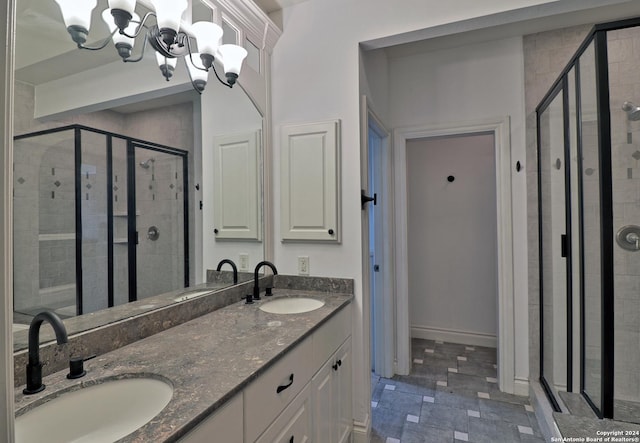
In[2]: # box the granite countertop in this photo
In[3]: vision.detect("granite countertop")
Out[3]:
[14,285,353,442]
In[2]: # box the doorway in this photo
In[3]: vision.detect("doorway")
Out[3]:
[393,119,515,393]
[405,133,498,349]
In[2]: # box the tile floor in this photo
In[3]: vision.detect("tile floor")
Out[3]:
[370,338,546,443]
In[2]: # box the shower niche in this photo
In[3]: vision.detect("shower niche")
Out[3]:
[537,18,640,424]
[13,125,188,320]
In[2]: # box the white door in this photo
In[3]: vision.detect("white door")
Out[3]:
[366,109,393,378]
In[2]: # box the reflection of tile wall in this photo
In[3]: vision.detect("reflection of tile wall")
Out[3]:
[135,155,185,300]
[607,27,640,403]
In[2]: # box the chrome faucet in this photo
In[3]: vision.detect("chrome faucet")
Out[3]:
[216,259,238,284]
[24,311,68,395]
[253,261,278,300]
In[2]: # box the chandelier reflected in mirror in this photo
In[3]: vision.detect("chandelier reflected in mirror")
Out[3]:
[53,0,248,93]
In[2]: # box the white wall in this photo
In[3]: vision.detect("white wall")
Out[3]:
[385,36,529,386]
[406,134,498,345]
[271,3,563,429]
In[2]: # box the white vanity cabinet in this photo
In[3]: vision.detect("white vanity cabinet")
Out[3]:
[178,394,243,443]
[250,304,352,442]
[178,304,352,443]
[311,334,352,443]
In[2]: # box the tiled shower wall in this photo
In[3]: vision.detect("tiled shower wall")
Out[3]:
[607,27,640,402]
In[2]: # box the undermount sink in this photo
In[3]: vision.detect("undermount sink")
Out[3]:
[259,297,325,314]
[15,377,173,443]
[173,289,214,302]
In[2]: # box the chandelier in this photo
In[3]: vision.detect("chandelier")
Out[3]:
[53,0,248,93]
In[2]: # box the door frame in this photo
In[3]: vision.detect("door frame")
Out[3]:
[365,102,394,378]
[393,117,516,394]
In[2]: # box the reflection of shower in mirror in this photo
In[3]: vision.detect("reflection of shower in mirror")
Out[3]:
[622,101,640,121]
[139,158,155,169]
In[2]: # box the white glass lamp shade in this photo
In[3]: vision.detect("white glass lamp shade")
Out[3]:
[191,22,223,57]
[150,0,187,32]
[54,0,97,31]
[155,51,177,68]
[102,10,139,46]
[217,44,248,75]
[185,53,209,83]
[108,0,136,15]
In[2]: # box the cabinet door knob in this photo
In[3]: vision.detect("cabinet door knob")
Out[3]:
[337,359,342,367]
[332,363,338,371]
[276,373,294,393]
[328,229,334,235]
[214,228,219,234]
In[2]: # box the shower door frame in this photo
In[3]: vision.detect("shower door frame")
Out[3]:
[535,17,640,420]
[126,139,190,303]
[536,78,574,414]
[13,124,189,315]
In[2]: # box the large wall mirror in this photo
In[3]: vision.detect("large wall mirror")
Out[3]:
[11,0,272,351]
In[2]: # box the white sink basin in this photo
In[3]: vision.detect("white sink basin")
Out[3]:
[16,377,173,443]
[259,297,325,314]
[173,289,213,302]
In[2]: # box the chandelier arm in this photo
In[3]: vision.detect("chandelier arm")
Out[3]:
[120,12,156,39]
[210,63,233,88]
[78,29,117,51]
[185,38,209,73]
[122,33,149,63]
[184,56,204,95]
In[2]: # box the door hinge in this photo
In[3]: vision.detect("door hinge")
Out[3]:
[374,264,380,272]
[561,234,567,258]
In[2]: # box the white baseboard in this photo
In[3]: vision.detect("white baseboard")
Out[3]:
[514,377,530,396]
[411,325,497,348]
[352,414,370,443]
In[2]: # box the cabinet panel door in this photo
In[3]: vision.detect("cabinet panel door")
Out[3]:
[312,356,335,442]
[280,120,341,242]
[255,384,312,443]
[212,131,262,240]
[178,394,243,443]
[335,338,352,443]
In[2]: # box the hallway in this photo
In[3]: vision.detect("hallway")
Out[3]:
[370,339,546,442]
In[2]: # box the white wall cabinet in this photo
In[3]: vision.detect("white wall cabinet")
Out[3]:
[280,120,341,242]
[212,131,262,241]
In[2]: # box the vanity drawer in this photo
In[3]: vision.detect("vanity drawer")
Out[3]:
[312,304,351,369]
[255,383,312,443]
[244,335,314,442]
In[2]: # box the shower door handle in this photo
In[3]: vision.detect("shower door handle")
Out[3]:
[561,234,567,258]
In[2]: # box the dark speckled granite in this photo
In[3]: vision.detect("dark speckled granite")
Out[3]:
[14,280,260,386]
[14,286,353,443]
[273,275,354,294]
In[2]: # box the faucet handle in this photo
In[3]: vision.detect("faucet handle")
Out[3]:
[265,287,273,296]
[245,294,254,304]
[67,354,96,380]
[67,357,86,379]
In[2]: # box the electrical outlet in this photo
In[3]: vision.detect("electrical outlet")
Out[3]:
[298,256,309,275]
[239,253,249,271]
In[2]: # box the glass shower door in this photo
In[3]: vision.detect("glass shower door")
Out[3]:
[538,85,569,408]
[133,144,187,299]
